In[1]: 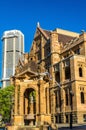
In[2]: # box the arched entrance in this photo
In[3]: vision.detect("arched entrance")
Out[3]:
[24,88,36,125]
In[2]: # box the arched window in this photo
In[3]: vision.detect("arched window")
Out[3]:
[80,92,84,104]
[79,67,83,77]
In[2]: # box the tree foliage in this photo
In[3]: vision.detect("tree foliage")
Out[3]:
[0,85,14,122]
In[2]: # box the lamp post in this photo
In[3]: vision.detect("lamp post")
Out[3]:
[70,90,74,129]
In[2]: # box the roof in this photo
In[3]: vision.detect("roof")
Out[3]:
[37,27,50,40]
[56,28,79,37]
[58,34,75,44]
[37,26,79,44]
[15,61,38,76]
[24,61,38,72]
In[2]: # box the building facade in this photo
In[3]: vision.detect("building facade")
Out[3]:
[1,30,24,88]
[11,25,86,129]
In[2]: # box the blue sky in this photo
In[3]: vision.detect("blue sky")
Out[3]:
[0,0,86,84]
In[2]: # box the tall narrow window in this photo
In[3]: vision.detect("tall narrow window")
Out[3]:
[79,67,83,77]
[64,60,71,80]
[55,72,60,83]
[80,92,84,104]
[65,67,71,79]
[55,92,58,108]
[65,89,68,106]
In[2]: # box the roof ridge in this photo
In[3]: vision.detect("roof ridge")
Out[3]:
[37,27,50,40]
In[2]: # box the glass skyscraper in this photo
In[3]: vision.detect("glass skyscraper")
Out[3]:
[1,30,24,88]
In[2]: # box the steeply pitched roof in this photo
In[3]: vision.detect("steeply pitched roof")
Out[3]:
[15,61,38,76]
[43,29,51,38]
[37,27,50,40]
[37,26,78,45]
[58,34,75,44]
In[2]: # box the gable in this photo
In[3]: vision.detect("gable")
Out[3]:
[15,61,38,79]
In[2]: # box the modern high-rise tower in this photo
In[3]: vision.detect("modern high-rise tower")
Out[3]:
[1,30,24,88]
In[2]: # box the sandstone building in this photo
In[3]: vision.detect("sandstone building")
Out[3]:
[11,24,86,128]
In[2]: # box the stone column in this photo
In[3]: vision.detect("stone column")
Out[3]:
[20,92,24,115]
[46,87,50,114]
[25,97,28,114]
[29,96,34,114]
[40,81,46,114]
[60,62,65,83]
[13,85,24,125]
[37,82,40,114]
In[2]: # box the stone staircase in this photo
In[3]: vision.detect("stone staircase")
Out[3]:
[17,126,39,130]
[7,125,50,130]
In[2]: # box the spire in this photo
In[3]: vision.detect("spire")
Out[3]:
[37,22,40,28]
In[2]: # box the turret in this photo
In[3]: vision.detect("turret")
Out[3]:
[50,31,60,64]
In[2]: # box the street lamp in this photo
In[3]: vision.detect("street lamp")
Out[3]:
[70,90,74,129]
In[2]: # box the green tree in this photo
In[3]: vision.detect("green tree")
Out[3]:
[0,85,14,123]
